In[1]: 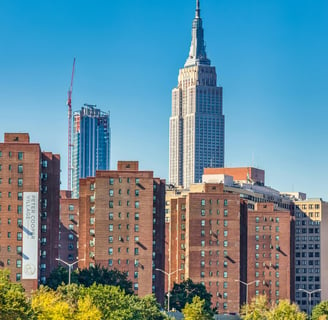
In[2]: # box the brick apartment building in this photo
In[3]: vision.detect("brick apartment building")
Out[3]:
[78,161,166,303]
[0,133,60,291]
[166,182,293,314]
[246,203,293,305]
[59,191,79,265]
[166,183,247,313]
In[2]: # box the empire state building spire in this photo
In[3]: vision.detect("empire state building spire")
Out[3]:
[185,0,211,67]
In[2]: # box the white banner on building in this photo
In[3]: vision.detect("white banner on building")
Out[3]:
[22,192,39,280]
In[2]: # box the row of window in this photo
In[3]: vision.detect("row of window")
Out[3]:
[0,151,24,160]
[108,224,141,232]
[109,178,141,185]
[296,268,320,274]
[255,226,279,232]
[0,164,24,172]
[200,209,228,216]
[109,189,141,197]
[109,247,140,255]
[255,217,280,223]
[108,212,143,221]
[296,252,320,258]
[295,236,320,242]
[0,191,24,199]
[0,176,23,185]
[201,199,228,206]
[109,201,140,208]
[0,218,22,228]
[255,253,280,260]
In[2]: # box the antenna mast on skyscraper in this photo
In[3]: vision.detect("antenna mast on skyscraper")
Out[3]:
[67,57,76,191]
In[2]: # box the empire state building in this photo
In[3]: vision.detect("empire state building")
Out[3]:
[169,0,225,188]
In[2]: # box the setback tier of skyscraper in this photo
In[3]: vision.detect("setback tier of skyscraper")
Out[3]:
[72,104,111,198]
[169,0,225,189]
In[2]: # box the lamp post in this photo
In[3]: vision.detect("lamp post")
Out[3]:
[56,258,85,285]
[298,288,321,316]
[155,268,182,312]
[235,279,259,313]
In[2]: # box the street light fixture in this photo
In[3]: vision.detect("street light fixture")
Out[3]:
[298,288,321,316]
[235,279,259,313]
[155,268,182,312]
[56,258,85,285]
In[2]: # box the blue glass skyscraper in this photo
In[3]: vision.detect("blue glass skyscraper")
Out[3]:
[72,104,110,198]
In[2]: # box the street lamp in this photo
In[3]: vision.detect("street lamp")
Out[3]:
[155,268,182,312]
[56,258,85,285]
[235,279,259,312]
[298,288,321,316]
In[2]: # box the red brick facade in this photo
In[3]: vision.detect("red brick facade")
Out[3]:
[78,161,166,303]
[0,133,60,291]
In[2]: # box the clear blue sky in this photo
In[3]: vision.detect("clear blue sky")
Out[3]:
[1,0,328,198]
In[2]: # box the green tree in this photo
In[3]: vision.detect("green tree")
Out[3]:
[78,265,133,294]
[130,294,168,320]
[240,295,270,320]
[266,299,307,320]
[169,278,213,314]
[46,266,71,289]
[241,295,307,320]
[0,269,33,320]
[312,301,328,320]
[32,286,74,319]
[46,265,133,294]
[182,296,213,320]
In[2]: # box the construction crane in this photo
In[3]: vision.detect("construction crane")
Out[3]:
[67,58,76,191]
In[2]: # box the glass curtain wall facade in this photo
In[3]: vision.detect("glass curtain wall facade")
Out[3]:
[72,104,110,198]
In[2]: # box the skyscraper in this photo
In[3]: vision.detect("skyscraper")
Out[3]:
[169,0,225,188]
[72,104,110,198]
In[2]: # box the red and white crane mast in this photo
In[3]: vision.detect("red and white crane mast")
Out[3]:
[67,58,76,191]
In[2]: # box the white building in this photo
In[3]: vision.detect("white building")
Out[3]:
[169,0,224,188]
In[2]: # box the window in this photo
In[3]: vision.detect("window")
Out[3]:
[42,160,47,168]
[109,178,114,185]
[108,248,113,255]
[201,199,205,206]
[201,220,205,227]
[69,204,74,211]
[89,218,95,225]
[135,190,139,197]
[109,201,114,208]
[109,190,114,196]
[109,224,113,232]
[17,192,23,200]
[134,248,139,255]
[223,272,228,278]
[8,164,12,171]
[68,224,74,231]
[108,236,113,243]
[224,199,228,206]
[17,232,22,241]
[18,178,23,187]
[16,273,21,281]
[134,224,139,232]
[16,246,22,254]
[109,213,114,220]
[17,164,23,173]
[17,219,22,227]
[135,201,140,209]
[68,234,74,240]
